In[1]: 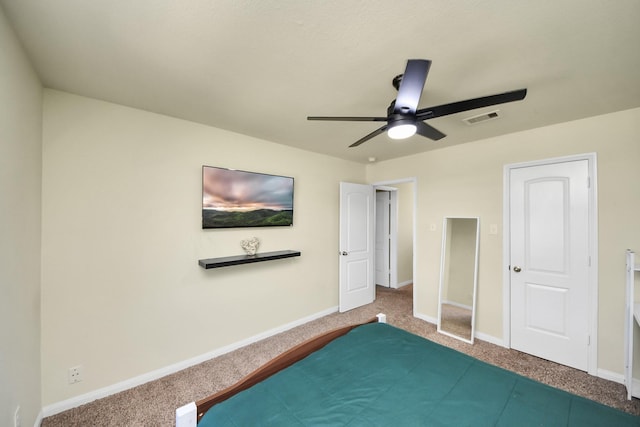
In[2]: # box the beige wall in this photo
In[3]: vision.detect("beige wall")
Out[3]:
[0,5,43,426]
[367,107,640,375]
[40,90,366,405]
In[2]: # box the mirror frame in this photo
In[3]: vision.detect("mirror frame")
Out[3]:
[437,217,480,344]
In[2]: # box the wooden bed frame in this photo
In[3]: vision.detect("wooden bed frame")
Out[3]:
[175,314,386,426]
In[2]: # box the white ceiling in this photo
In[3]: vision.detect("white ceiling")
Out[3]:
[2,0,639,163]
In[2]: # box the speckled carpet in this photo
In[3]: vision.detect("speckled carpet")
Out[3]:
[42,285,640,426]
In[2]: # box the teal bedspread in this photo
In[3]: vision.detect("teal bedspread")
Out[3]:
[199,323,640,426]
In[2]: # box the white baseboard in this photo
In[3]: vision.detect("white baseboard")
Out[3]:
[41,306,339,418]
[633,378,640,398]
[34,410,43,427]
[596,368,637,398]
[414,311,437,325]
[597,368,625,385]
[475,331,504,347]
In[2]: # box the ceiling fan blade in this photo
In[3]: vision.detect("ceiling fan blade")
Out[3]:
[349,125,388,147]
[394,59,431,115]
[416,121,446,141]
[307,116,387,122]
[416,88,527,120]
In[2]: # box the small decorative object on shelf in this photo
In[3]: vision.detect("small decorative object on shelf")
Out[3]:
[241,237,260,256]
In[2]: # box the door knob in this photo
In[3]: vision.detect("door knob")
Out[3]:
[513,266,522,273]
[341,251,348,256]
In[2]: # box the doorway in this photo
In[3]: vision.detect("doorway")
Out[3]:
[502,153,598,374]
[374,179,416,305]
[374,182,415,291]
[339,179,416,313]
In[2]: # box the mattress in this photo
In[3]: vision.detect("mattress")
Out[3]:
[199,323,640,426]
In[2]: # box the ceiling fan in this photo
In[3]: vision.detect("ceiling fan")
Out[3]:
[307,59,527,147]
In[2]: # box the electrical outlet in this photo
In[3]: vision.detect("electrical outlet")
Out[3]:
[14,405,21,427]
[68,365,83,384]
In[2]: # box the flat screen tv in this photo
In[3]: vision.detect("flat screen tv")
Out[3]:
[202,165,294,229]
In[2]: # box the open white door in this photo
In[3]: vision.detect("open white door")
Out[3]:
[339,182,375,312]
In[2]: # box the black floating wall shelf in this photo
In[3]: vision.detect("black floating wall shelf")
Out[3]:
[198,250,301,269]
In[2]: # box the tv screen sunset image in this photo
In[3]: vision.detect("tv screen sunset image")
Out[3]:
[202,166,294,228]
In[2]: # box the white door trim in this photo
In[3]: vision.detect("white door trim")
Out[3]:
[373,178,417,312]
[502,153,598,375]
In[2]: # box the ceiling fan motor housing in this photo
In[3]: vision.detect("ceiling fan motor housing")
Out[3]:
[389,113,416,127]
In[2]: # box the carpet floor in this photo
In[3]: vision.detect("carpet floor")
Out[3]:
[42,285,640,426]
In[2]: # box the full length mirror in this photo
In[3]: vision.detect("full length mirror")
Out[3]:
[437,217,479,344]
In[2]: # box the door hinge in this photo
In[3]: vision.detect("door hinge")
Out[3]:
[587,176,591,188]
[588,255,591,267]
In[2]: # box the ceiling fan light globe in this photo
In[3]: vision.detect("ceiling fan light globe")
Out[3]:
[388,123,417,140]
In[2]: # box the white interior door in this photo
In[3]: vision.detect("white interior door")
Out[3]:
[375,191,391,287]
[339,182,375,312]
[509,160,590,371]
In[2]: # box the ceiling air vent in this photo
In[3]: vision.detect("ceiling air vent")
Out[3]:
[463,110,500,125]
